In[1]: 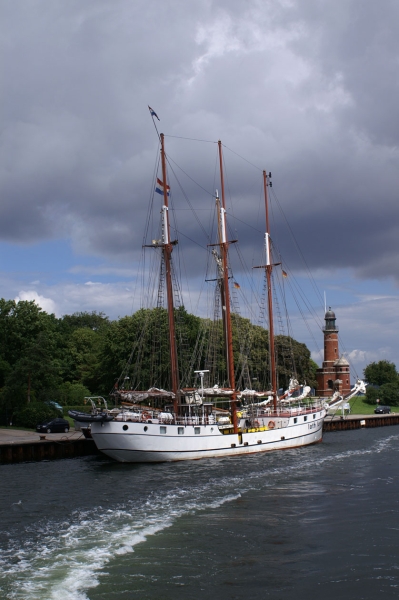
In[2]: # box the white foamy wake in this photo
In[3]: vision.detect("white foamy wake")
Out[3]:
[1,484,242,600]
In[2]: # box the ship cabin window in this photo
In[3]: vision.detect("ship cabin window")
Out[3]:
[178,427,184,435]
[313,414,316,419]
[160,426,167,434]
[304,416,307,421]
[294,418,297,423]
[194,427,200,435]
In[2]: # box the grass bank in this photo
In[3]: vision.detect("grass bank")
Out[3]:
[345,396,397,415]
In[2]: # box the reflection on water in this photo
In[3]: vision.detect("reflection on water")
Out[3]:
[1,428,399,599]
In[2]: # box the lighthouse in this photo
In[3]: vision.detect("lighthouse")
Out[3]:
[316,308,351,397]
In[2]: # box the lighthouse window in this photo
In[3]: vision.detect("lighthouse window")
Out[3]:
[160,426,167,434]
[178,427,184,435]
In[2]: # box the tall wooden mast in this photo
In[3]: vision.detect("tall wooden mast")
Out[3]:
[217,140,238,433]
[160,133,179,412]
[263,170,277,412]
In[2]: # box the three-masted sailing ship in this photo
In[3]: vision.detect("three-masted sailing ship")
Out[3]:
[90,133,326,462]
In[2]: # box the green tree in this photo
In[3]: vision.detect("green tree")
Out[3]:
[60,311,110,333]
[57,311,110,390]
[56,382,92,406]
[62,328,100,387]
[97,308,186,393]
[4,330,61,402]
[364,385,380,405]
[275,335,317,390]
[0,299,58,366]
[0,357,11,388]
[364,360,398,386]
[379,382,399,406]
[0,300,62,424]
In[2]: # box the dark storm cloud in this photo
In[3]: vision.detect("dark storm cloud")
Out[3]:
[1,0,399,284]
[286,0,399,146]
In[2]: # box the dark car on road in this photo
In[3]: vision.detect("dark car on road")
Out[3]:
[36,418,70,433]
[374,405,391,414]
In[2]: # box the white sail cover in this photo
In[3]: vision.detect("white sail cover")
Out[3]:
[238,389,273,398]
[202,385,234,397]
[114,387,176,402]
[280,385,311,403]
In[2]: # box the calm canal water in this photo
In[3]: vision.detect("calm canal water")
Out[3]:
[1,427,399,599]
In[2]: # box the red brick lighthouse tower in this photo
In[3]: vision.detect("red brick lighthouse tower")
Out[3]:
[316,308,351,397]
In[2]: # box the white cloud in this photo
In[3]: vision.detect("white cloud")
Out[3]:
[10,280,138,320]
[15,290,57,315]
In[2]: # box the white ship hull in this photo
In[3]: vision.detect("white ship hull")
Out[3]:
[91,409,326,463]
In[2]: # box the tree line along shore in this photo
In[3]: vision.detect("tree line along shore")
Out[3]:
[0,298,396,428]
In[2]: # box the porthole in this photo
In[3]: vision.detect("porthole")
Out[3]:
[144,426,148,432]
[123,424,128,431]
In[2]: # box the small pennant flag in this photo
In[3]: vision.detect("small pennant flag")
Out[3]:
[282,270,288,278]
[148,105,160,120]
[155,178,170,196]
[234,281,240,289]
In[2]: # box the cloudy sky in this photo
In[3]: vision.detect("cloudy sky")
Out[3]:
[1,0,399,378]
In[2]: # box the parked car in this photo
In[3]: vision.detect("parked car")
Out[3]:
[374,405,391,414]
[36,418,70,433]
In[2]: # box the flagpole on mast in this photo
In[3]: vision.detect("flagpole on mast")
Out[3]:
[148,105,161,140]
[160,132,179,414]
[217,140,238,434]
[263,170,278,412]
[147,106,179,414]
